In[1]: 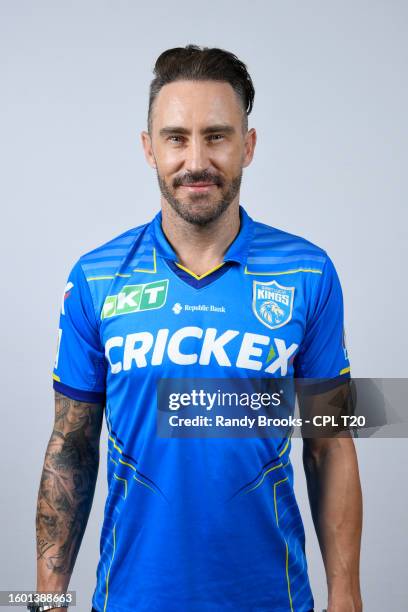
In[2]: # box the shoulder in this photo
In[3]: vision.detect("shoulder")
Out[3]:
[78,222,149,269]
[251,219,328,256]
[69,221,152,319]
[247,219,329,275]
[73,221,153,282]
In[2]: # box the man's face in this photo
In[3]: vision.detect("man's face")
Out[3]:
[142,80,256,226]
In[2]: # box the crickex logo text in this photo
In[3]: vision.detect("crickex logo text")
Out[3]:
[105,327,298,376]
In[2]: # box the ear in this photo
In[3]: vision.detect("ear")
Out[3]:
[141,131,157,168]
[242,128,257,168]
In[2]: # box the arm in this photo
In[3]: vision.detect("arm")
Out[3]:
[35,390,104,609]
[303,433,363,612]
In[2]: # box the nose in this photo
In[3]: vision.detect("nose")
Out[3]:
[184,135,210,173]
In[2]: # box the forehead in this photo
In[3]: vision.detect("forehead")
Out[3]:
[151,80,243,129]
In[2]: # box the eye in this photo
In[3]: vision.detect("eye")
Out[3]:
[208,134,224,142]
[168,135,184,144]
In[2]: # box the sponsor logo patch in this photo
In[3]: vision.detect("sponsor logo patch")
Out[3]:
[172,302,182,315]
[104,327,298,376]
[252,280,295,330]
[172,303,226,315]
[102,279,169,319]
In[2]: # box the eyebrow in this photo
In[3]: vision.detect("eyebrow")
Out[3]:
[159,124,236,137]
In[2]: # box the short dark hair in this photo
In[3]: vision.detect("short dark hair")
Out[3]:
[147,44,255,134]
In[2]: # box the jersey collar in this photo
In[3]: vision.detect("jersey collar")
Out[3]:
[149,204,254,266]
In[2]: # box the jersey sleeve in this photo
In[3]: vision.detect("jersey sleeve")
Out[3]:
[294,254,351,380]
[52,258,107,403]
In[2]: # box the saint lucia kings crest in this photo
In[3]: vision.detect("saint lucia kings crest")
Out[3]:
[252,280,295,330]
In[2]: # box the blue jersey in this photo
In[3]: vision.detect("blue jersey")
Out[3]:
[52,205,350,612]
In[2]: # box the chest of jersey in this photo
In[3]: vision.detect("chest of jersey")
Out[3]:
[100,258,308,385]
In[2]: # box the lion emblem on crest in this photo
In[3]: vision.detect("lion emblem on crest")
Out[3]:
[259,300,285,324]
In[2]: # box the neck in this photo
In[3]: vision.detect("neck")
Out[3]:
[160,198,241,277]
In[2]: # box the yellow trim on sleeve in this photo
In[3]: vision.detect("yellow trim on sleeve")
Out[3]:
[340,366,351,375]
[175,261,225,280]
[52,373,61,382]
[244,266,323,276]
[87,275,116,281]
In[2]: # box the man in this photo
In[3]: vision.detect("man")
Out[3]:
[34,45,363,612]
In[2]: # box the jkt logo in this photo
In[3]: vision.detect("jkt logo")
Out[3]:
[102,279,169,319]
[252,280,295,330]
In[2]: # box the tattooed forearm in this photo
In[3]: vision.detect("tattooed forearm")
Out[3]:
[35,391,104,586]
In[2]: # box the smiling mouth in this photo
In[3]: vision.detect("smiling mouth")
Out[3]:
[179,183,217,190]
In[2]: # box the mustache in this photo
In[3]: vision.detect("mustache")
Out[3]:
[173,171,224,188]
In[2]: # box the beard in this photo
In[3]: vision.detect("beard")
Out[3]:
[156,167,243,227]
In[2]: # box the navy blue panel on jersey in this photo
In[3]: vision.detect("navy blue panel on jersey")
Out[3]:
[52,205,350,612]
[165,258,236,288]
[53,379,106,403]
